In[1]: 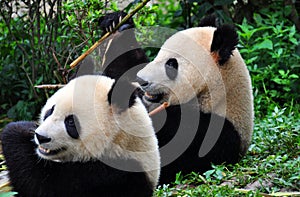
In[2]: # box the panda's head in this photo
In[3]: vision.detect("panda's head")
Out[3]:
[34,75,151,162]
[137,25,238,106]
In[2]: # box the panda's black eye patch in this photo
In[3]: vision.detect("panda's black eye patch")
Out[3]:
[64,115,80,139]
[165,58,178,80]
[43,105,55,121]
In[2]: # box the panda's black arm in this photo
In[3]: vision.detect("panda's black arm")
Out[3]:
[100,11,149,81]
[1,121,76,196]
[1,121,55,196]
[1,121,38,167]
[68,11,149,82]
[99,11,135,35]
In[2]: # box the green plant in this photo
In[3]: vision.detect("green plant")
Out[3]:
[238,9,300,117]
[0,0,108,122]
[0,192,18,197]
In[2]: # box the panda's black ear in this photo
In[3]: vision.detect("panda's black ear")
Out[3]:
[108,78,137,112]
[210,24,238,65]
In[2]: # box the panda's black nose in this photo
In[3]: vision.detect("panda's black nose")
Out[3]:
[136,77,149,88]
[35,133,51,144]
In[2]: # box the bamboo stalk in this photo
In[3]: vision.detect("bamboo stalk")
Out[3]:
[34,84,65,89]
[0,181,10,190]
[70,0,151,69]
[149,102,169,116]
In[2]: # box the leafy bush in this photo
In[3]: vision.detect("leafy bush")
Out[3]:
[0,0,107,123]
[237,8,300,117]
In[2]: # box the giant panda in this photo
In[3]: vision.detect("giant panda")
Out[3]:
[136,22,254,184]
[1,75,160,197]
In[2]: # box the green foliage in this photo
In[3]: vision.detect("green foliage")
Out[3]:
[0,18,44,121]
[249,106,300,158]
[0,192,18,197]
[61,0,105,47]
[237,8,300,117]
[133,0,183,29]
[0,0,107,122]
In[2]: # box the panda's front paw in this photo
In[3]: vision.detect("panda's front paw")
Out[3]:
[99,11,134,34]
[2,121,37,140]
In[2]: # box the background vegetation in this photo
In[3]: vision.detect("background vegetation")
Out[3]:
[0,0,299,196]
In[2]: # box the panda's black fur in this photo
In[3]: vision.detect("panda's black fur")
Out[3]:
[99,12,149,81]
[151,99,241,184]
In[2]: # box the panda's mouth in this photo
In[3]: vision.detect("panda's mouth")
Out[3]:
[144,92,165,103]
[38,145,66,156]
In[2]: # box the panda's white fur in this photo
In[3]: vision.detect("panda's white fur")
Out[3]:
[137,27,253,154]
[35,75,160,188]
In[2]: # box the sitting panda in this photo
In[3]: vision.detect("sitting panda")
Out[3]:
[136,21,254,184]
[1,75,160,197]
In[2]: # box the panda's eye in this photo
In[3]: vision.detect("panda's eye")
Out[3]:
[66,117,75,127]
[43,105,55,121]
[64,115,80,139]
[165,58,178,80]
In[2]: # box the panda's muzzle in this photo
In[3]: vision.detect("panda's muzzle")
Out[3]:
[136,77,164,103]
[35,133,66,156]
[144,92,164,103]
[136,77,149,89]
[136,77,165,103]
[38,146,66,156]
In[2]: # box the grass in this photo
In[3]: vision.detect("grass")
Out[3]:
[154,106,300,196]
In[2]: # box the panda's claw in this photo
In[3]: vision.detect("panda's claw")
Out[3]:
[112,21,116,29]
[109,26,113,32]
[106,27,109,33]
[119,16,122,24]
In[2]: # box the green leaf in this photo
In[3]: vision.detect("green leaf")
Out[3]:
[253,13,263,25]
[278,70,285,76]
[254,39,273,50]
[274,106,279,114]
[204,169,215,179]
[110,2,119,11]
[289,25,296,37]
[277,48,283,56]
[289,74,299,79]
[289,37,298,45]
[246,56,258,64]
[0,192,18,197]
